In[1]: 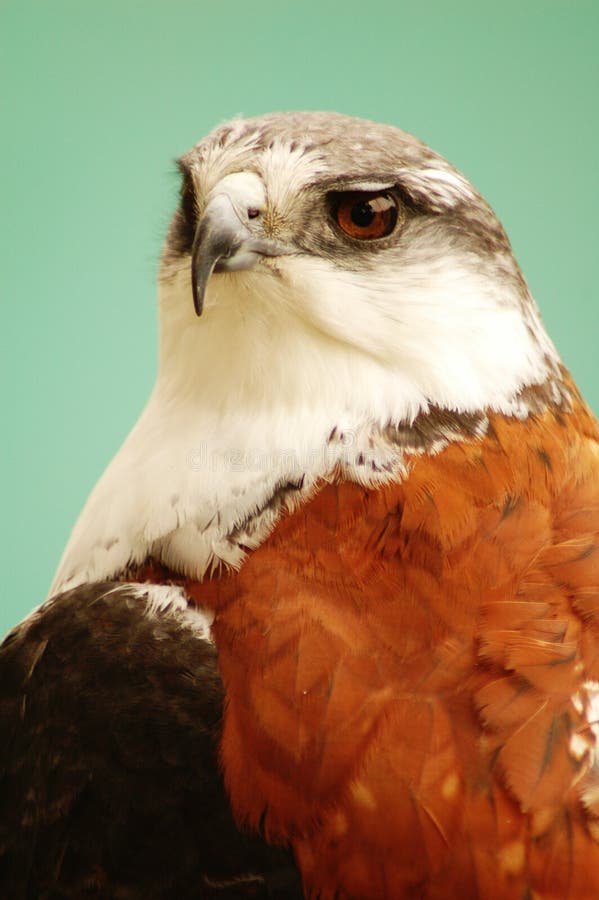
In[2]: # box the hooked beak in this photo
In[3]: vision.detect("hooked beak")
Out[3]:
[191,194,290,316]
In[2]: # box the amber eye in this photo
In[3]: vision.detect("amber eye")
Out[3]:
[333,191,399,240]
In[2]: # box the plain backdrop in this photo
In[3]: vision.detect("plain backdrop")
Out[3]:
[1,0,597,635]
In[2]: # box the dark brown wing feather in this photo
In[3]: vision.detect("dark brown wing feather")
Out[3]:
[0,584,302,899]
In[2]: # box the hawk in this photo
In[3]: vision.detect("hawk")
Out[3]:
[2,112,599,899]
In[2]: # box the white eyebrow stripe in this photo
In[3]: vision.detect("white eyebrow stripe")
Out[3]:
[335,181,397,193]
[413,167,474,194]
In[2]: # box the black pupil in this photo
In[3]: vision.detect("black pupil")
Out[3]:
[350,201,376,228]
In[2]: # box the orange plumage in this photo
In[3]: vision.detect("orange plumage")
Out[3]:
[175,383,599,899]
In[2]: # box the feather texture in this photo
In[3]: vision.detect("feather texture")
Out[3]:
[176,386,599,898]
[0,584,302,898]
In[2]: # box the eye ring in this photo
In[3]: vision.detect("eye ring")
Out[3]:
[332,191,399,240]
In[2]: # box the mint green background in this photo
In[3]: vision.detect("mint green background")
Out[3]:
[1,1,597,636]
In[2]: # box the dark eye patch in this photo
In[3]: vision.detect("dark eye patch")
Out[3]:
[168,162,198,257]
[179,166,198,251]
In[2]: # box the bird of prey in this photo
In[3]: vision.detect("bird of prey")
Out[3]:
[2,112,599,899]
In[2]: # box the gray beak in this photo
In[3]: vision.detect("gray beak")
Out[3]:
[191,194,290,316]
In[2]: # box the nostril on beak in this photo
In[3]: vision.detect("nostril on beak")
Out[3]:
[247,207,261,220]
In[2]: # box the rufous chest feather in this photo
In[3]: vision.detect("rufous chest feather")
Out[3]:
[187,400,599,899]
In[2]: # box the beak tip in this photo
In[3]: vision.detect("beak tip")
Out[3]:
[192,284,204,317]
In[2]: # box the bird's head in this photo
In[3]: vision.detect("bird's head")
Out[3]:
[158,111,560,421]
[49,113,570,595]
